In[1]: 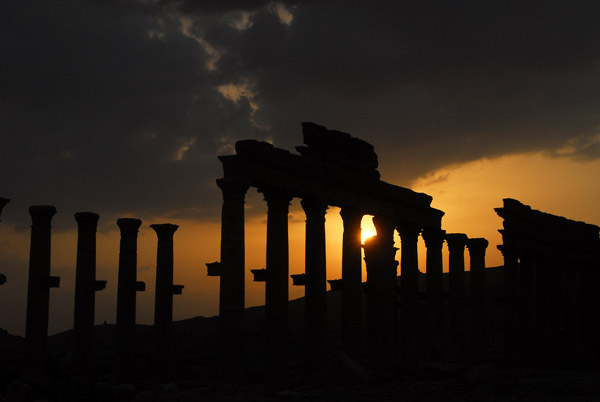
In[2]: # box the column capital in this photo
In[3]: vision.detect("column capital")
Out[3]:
[117,218,142,237]
[422,227,446,249]
[261,188,292,211]
[29,205,57,226]
[74,212,99,232]
[217,177,251,202]
[301,198,328,222]
[396,221,421,242]
[445,233,468,252]
[150,223,179,240]
[466,238,489,257]
[339,206,363,226]
[373,215,395,233]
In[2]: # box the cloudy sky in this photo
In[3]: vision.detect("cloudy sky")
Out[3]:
[1,0,600,335]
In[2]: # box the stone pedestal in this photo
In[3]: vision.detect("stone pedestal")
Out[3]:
[73,212,103,376]
[397,222,420,367]
[340,206,363,356]
[301,198,328,367]
[262,189,292,375]
[364,216,398,371]
[116,218,143,378]
[423,228,445,359]
[445,233,468,350]
[150,223,181,380]
[25,205,59,379]
[466,238,488,359]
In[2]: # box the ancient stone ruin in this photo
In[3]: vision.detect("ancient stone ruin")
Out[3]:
[1,123,599,397]
[496,198,600,364]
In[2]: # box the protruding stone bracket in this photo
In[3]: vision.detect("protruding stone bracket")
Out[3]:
[48,276,60,288]
[328,279,343,291]
[135,281,146,291]
[251,268,267,282]
[206,261,222,277]
[171,285,184,295]
[94,280,107,291]
[291,273,306,286]
[0,198,10,219]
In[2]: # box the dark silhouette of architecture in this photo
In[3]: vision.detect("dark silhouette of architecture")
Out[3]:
[25,205,60,379]
[467,238,489,359]
[4,125,600,401]
[151,223,183,379]
[116,218,145,379]
[215,122,444,375]
[496,199,600,364]
[72,212,106,376]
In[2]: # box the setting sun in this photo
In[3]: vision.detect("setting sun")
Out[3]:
[361,229,376,244]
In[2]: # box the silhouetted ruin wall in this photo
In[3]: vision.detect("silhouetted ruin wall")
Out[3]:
[496,198,600,365]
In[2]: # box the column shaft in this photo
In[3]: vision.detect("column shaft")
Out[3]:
[217,178,249,379]
[445,233,468,350]
[423,228,445,359]
[116,218,142,377]
[340,206,363,355]
[365,216,398,370]
[263,189,292,373]
[301,198,328,364]
[499,244,520,356]
[73,212,100,375]
[151,223,179,379]
[467,238,488,359]
[25,205,58,379]
[397,222,420,366]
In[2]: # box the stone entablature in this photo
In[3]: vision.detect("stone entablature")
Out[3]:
[220,122,443,228]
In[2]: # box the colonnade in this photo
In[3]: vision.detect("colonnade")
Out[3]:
[496,198,600,364]
[18,205,182,379]
[214,176,493,374]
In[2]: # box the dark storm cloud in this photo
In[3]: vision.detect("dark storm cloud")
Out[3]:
[1,0,265,227]
[2,0,600,225]
[188,0,600,181]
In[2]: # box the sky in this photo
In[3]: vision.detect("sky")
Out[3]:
[1,0,600,336]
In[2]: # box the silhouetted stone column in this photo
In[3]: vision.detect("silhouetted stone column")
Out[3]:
[466,238,488,359]
[517,249,536,361]
[301,198,328,366]
[397,222,420,367]
[423,227,445,359]
[262,189,292,375]
[25,205,59,379]
[151,223,182,380]
[364,216,398,371]
[445,233,468,350]
[73,212,105,376]
[116,218,143,378]
[340,206,363,356]
[216,177,250,378]
[498,244,519,357]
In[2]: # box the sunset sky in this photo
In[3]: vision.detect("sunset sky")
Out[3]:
[1,0,600,336]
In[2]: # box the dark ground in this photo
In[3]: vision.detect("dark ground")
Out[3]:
[1,270,599,401]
